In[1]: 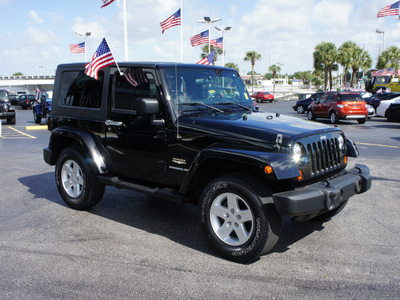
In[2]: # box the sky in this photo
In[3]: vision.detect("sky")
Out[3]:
[1,0,400,77]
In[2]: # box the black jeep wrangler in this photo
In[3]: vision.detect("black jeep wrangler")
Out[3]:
[44,63,371,262]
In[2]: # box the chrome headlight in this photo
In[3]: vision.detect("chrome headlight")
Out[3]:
[338,134,345,150]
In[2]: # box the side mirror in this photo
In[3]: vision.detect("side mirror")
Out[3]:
[135,98,160,115]
[135,98,165,127]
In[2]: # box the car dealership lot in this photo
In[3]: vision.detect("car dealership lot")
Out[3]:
[1,105,399,299]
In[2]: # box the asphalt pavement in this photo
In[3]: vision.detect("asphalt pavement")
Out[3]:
[1,104,399,299]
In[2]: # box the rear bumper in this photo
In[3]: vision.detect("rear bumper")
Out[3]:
[273,164,371,218]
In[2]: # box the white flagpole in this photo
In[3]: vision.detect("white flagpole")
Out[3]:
[123,0,128,61]
[180,0,183,62]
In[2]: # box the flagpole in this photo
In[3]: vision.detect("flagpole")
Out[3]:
[180,0,183,62]
[123,0,128,61]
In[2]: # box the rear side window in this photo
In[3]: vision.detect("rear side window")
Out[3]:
[337,94,363,102]
[59,71,103,108]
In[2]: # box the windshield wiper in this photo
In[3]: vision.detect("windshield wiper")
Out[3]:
[181,102,224,113]
[217,102,253,111]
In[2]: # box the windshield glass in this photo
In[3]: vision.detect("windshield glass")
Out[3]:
[161,67,253,112]
[0,90,9,101]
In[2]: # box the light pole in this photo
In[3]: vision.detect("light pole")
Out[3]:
[214,26,231,67]
[197,16,221,54]
[376,28,385,55]
[75,31,91,61]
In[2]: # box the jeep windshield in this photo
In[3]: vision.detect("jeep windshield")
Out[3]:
[161,67,254,113]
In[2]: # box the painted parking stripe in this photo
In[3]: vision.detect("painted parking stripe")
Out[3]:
[357,142,399,149]
[1,126,36,139]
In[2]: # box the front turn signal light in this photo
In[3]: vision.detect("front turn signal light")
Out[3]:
[297,170,304,181]
[344,156,348,164]
[264,165,273,174]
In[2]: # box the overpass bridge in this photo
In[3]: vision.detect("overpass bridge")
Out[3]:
[0,75,55,94]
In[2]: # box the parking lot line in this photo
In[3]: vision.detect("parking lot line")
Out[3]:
[25,125,48,130]
[358,142,399,149]
[0,126,36,139]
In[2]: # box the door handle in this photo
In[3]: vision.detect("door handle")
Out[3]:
[105,120,124,126]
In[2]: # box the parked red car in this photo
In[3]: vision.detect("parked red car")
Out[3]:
[307,92,368,124]
[251,91,274,103]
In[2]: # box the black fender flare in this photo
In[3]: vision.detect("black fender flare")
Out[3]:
[47,126,109,174]
[179,147,301,194]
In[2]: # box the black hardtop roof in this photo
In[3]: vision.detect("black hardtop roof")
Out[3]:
[57,62,236,71]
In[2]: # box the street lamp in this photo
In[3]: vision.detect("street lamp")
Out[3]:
[376,28,385,54]
[75,31,91,61]
[197,17,222,54]
[214,26,231,67]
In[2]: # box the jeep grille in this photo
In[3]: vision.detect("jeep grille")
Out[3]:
[306,138,341,177]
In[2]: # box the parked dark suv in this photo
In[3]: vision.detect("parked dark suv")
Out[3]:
[292,92,324,114]
[0,89,16,124]
[307,92,368,124]
[43,63,371,263]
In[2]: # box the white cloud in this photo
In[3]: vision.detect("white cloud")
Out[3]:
[29,10,44,25]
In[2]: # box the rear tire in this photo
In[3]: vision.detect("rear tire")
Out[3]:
[357,118,366,124]
[307,110,316,120]
[330,111,338,124]
[297,106,305,114]
[199,175,281,263]
[55,148,105,210]
[7,115,16,125]
[33,110,41,124]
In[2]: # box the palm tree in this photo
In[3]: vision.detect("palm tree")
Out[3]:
[338,41,372,87]
[200,44,223,65]
[244,51,261,93]
[225,62,239,72]
[269,64,281,94]
[377,46,400,74]
[313,42,337,91]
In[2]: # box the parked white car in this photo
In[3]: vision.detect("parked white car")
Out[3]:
[376,96,400,120]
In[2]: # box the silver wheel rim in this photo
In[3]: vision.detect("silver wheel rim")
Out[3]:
[61,159,84,198]
[297,106,304,114]
[330,113,336,123]
[210,192,254,246]
[308,111,313,119]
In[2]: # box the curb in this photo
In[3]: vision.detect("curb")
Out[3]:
[25,125,48,130]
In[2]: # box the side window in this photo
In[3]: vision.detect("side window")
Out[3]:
[112,68,159,113]
[319,94,328,103]
[327,94,335,102]
[59,71,103,108]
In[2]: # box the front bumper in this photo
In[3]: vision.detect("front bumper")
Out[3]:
[0,111,15,119]
[273,164,371,219]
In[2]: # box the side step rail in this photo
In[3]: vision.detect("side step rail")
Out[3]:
[97,176,185,203]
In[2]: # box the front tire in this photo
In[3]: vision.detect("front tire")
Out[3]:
[55,148,105,210]
[357,118,366,124]
[199,175,281,263]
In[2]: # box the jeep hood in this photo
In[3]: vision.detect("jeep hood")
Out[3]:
[178,110,338,147]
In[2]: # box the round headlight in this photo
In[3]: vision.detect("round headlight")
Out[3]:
[338,134,345,149]
[293,143,302,163]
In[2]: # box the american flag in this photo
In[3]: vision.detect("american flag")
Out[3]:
[377,1,400,17]
[210,37,223,49]
[190,30,209,47]
[160,9,181,34]
[101,0,115,8]
[85,38,115,80]
[69,42,85,54]
[196,50,216,65]
[125,68,149,87]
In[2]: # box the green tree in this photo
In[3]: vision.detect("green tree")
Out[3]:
[268,64,281,94]
[225,62,239,72]
[294,71,312,88]
[313,42,337,91]
[244,51,262,93]
[200,44,223,65]
[376,46,400,74]
[13,72,23,76]
[338,41,372,87]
